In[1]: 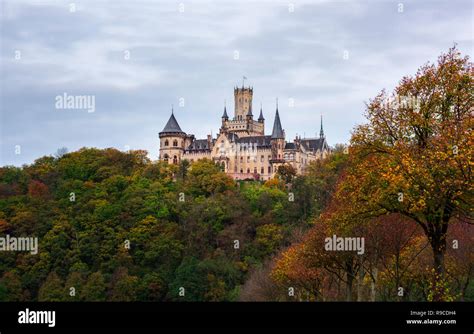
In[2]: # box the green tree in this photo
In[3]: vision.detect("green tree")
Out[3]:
[81,272,107,301]
[38,272,64,301]
[64,272,85,301]
[0,271,24,301]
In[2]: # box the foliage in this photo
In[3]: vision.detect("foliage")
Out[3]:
[0,148,315,301]
[271,47,474,302]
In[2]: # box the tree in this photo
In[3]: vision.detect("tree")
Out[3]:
[255,224,284,257]
[185,159,235,196]
[177,159,190,180]
[81,272,107,301]
[27,180,50,199]
[64,272,85,301]
[276,164,297,184]
[345,47,473,299]
[108,267,139,301]
[55,147,69,159]
[38,272,64,301]
[0,271,24,301]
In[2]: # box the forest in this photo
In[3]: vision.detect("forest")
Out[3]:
[0,47,472,302]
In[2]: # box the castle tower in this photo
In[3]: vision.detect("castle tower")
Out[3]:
[270,100,285,173]
[159,108,186,164]
[220,102,229,133]
[234,86,253,121]
[258,104,265,123]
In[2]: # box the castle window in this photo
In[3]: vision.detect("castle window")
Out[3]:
[260,155,264,162]
[247,168,250,174]
[247,156,250,162]
[268,166,271,174]
[164,154,169,162]
[240,169,243,174]
[173,155,178,164]
[173,140,178,147]
[261,167,264,174]
[268,155,271,160]
[164,140,169,146]
[240,157,243,163]
[254,167,257,174]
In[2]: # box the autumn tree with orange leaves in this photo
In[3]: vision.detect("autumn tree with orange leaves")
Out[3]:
[340,47,473,300]
[272,47,472,302]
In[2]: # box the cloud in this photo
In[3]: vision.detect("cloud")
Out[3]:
[1,0,472,165]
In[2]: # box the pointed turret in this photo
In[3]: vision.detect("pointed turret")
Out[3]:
[246,104,253,118]
[222,103,229,120]
[160,108,184,134]
[246,107,253,117]
[258,104,265,123]
[159,107,186,165]
[271,101,284,139]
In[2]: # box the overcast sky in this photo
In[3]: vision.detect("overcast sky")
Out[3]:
[1,0,472,166]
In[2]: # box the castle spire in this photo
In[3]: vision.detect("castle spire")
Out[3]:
[319,114,325,138]
[222,100,229,119]
[258,103,265,122]
[246,103,253,117]
[271,99,284,139]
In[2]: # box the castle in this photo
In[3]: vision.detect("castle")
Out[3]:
[159,85,330,180]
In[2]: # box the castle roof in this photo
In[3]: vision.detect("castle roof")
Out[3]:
[258,107,265,121]
[236,135,271,148]
[186,139,211,152]
[222,106,229,119]
[226,132,239,142]
[161,111,184,134]
[300,138,326,152]
[271,108,284,139]
[246,105,253,117]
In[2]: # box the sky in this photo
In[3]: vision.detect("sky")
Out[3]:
[0,0,472,166]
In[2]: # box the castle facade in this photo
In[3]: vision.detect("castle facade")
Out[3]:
[159,85,330,180]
